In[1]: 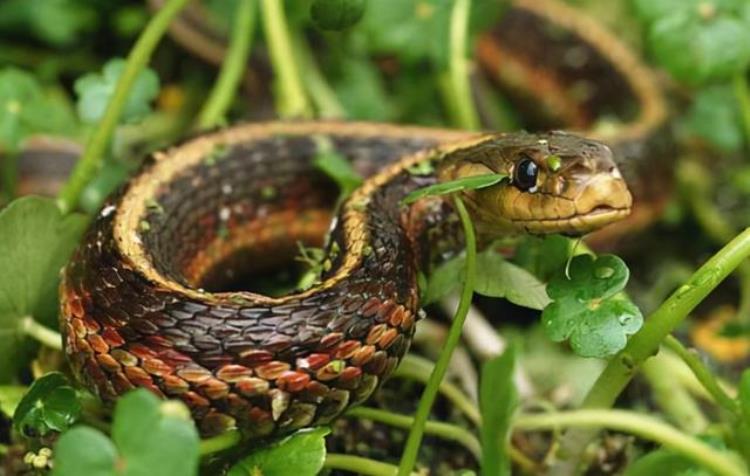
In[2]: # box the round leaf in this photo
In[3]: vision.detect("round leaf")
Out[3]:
[542,255,643,358]
[228,427,330,476]
[13,372,81,437]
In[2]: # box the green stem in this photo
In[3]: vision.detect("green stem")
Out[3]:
[641,351,708,433]
[441,0,480,130]
[397,196,476,476]
[291,31,345,119]
[324,454,403,476]
[259,0,312,118]
[19,317,62,350]
[195,0,256,130]
[393,354,481,426]
[199,429,241,455]
[663,335,740,416]
[552,227,750,475]
[733,72,750,146]
[56,0,191,213]
[516,410,746,476]
[347,407,481,460]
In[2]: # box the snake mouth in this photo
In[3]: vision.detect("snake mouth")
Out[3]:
[513,205,632,234]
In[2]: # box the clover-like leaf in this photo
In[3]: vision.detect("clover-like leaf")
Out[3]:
[311,0,366,30]
[402,173,507,204]
[0,68,76,151]
[74,58,160,124]
[52,389,200,476]
[0,197,87,381]
[541,254,643,358]
[227,427,330,476]
[13,372,81,438]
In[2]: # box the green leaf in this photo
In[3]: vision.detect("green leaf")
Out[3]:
[514,235,571,283]
[313,136,363,198]
[423,248,548,309]
[0,0,96,46]
[0,385,27,417]
[541,255,643,358]
[74,58,160,125]
[625,448,711,476]
[422,253,465,304]
[52,389,200,476]
[311,0,366,30]
[13,372,81,437]
[684,85,743,152]
[646,6,750,85]
[402,173,507,204]
[227,427,330,476]
[52,427,119,476]
[0,68,76,151]
[474,249,551,310]
[0,197,87,381]
[331,57,395,121]
[479,345,517,476]
[359,0,451,66]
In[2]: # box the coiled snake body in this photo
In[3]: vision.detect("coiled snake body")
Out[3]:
[61,0,668,437]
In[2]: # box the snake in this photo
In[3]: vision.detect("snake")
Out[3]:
[60,0,669,437]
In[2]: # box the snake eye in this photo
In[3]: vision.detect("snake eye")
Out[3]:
[513,157,539,192]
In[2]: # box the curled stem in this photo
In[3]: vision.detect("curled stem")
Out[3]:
[347,406,481,460]
[516,410,746,476]
[199,429,241,456]
[393,353,481,426]
[19,316,62,351]
[397,196,476,476]
[324,454,405,476]
[663,335,739,417]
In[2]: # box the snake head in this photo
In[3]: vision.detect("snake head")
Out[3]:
[440,131,632,236]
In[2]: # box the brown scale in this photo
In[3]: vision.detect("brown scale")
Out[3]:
[60,125,472,437]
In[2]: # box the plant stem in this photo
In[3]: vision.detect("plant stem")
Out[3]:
[733,72,750,146]
[347,406,481,459]
[324,454,403,476]
[397,196,476,476]
[393,353,481,425]
[441,0,480,130]
[199,429,241,455]
[19,317,62,350]
[259,0,312,118]
[663,335,740,416]
[291,31,345,119]
[195,0,256,130]
[551,227,750,475]
[56,0,190,213]
[516,410,746,476]
[641,351,708,433]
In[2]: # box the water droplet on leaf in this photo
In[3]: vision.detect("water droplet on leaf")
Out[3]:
[595,266,614,279]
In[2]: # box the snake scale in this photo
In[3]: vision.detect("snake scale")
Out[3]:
[60,0,670,438]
